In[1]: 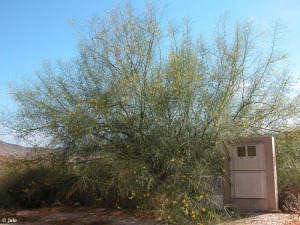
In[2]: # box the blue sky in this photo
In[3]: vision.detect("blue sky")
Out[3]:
[0,0,300,144]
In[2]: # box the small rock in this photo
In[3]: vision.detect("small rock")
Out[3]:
[73,202,82,207]
[51,200,61,206]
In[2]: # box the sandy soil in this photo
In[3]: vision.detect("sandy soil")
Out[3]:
[0,206,163,225]
[2,207,300,225]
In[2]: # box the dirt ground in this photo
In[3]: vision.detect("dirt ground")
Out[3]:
[0,207,163,225]
[219,212,300,225]
[2,207,300,225]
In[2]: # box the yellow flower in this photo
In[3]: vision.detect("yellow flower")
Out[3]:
[202,207,206,212]
[183,208,189,215]
[196,195,204,200]
[191,211,198,218]
[128,191,135,200]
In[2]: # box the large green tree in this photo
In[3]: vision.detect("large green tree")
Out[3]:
[10,6,298,155]
[6,1,300,223]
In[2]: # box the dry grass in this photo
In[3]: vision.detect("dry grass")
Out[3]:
[282,193,300,213]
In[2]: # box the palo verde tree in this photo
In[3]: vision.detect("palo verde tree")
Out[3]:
[6,1,300,223]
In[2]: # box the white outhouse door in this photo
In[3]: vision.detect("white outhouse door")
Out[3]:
[230,143,267,199]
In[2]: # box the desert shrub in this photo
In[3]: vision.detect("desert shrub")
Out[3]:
[276,129,300,211]
[5,1,300,224]
[281,193,300,213]
[0,157,79,209]
[65,155,155,209]
[67,153,224,224]
[0,148,225,224]
[0,151,155,210]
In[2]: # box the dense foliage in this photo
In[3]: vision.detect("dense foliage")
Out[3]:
[276,129,300,212]
[3,1,300,224]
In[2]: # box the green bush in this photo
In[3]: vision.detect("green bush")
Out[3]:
[0,157,78,209]
[5,1,300,224]
[0,148,224,224]
[276,129,300,211]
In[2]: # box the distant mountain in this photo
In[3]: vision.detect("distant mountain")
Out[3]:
[0,141,30,157]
